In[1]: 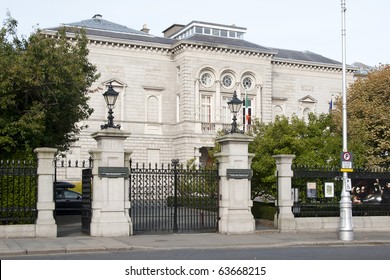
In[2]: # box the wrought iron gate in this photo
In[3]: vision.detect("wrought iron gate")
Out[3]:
[81,168,92,234]
[130,159,219,234]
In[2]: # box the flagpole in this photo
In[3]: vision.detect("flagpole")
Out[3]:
[339,0,354,241]
[244,88,248,132]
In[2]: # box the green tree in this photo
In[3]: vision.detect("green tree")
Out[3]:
[0,14,99,158]
[332,65,390,167]
[248,114,341,199]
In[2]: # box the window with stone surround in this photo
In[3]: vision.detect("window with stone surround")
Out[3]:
[201,95,212,123]
[273,105,284,121]
[147,95,159,122]
[221,73,235,89]
[221,96,232,124]
[303,107,311,123]
[200,72,214,87]
[242,75,254,90]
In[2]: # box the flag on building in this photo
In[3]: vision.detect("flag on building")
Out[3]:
[244,90,251,131]
[329,98,333,113]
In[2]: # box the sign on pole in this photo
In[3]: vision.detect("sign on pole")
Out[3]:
[340,151,353,172]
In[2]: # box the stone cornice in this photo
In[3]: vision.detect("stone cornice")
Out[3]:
[43,30,172,54]
[272,58,357,73]
[43,29,356,72]
[171,41,275,59]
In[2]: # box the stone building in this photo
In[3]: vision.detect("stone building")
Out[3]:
[44,14,356,167]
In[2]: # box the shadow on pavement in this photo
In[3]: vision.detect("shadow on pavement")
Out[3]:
[55,215,84,237]
[54,215,276,237]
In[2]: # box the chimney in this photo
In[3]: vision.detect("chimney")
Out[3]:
[141,24,150,34]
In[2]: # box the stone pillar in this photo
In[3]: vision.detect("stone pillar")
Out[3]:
[273,154,296,232]
[89,129,132,237]
[215,133,255,234]
[124,149,133,235]
[34,147,57,237]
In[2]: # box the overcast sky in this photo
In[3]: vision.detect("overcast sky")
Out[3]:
[1,0,388,66]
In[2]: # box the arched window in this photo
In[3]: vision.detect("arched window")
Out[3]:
[147,96,159,122]
[273,105,284,121]
[303,108,311,123]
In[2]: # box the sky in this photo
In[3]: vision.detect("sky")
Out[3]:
[1,0,388,66]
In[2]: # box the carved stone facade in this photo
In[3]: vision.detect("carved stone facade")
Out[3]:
[44,16,356,172]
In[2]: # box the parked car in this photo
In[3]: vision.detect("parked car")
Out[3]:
[54,181,82,214]
[54,181,76,189]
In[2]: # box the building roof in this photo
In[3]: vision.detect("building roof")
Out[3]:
[77,28,176,45]
[45,15,344,66]
[182,34,275,54]
[64,14,149,36]
[272,48,341,65]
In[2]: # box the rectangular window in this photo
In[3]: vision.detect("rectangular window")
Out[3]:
[195,26,203,34]
[201,95,212,123]
[204,27,211,34]
[229,31,235,38]
[221,96,232,124]
[212,29,219,36]
[220,30,228,37]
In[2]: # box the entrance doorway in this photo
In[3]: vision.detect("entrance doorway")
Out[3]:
[129,159,219,234]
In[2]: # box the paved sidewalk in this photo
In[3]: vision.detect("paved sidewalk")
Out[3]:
[1,228,390,257]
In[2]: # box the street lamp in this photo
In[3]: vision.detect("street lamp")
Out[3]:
[101,82,121,129]
[227,91,243,133]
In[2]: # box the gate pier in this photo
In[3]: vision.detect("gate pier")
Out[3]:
[88,129,133,237]
[216,133,255,234]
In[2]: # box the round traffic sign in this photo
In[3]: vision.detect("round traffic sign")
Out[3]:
[343,152,351,161]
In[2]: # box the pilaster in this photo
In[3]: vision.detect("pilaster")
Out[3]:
[34,147,57,237]
[273,154,296,232]
[215,133,255,234]
[88,128,133,237]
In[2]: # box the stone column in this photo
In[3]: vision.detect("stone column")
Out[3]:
[34,147,57,237]
[215,133,255,234]
[89,128,132,237]
[194,147,201,168]
[273,154,296,232]
[215,80,221,123]
[195,79,200,121]
[256,84,262,121]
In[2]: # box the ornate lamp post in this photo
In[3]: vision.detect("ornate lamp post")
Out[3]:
[101,83,121,129]
[227,91,243,133]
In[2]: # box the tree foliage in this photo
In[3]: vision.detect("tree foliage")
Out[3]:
[248,114,341,199]
[0,14,99,158]
[332,65,390,167]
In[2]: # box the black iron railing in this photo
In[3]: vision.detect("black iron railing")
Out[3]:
[291,165,390,215]
[0,160,38,224]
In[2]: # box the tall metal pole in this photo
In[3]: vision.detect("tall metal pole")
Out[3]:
[339,0,354,241]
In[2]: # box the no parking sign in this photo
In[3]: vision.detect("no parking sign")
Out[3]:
[340,151,353,172]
